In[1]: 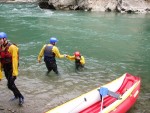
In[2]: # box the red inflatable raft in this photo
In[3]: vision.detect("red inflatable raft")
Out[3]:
[46,73,141,113]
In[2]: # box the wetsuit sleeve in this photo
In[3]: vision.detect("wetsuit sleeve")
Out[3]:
[0,63,3,80]
[8,45,19,76]
[66,55,75,61]
[38,45,46,61]
[52,46,64,58]
[80,56,85,65]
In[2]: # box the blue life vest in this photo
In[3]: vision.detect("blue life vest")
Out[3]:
[44,45,55,62]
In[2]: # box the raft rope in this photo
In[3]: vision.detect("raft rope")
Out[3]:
[98,87,109,113]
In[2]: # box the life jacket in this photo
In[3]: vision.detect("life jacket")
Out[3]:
[44,45,56,62]
[0,43,12,64]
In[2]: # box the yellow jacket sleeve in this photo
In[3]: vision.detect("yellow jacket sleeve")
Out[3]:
[38,45,46,61]
[52,46,64,58]
[67,55,85,65]
[38,44,64,61]
[80,56,85,65]
[8,45,19,76]
[66,55,75,61]
[0,63,2,80]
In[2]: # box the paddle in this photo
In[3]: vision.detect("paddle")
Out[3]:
[98,87,109,113]
[98,87,122,113]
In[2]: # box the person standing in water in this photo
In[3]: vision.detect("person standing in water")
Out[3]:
[38,37,66,75]
[66,51,85,71]
[0,32,24,106]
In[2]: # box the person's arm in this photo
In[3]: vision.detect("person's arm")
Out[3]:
[66,55,75,61]
[9,45,19,76]
[52,46,64,58]
[38,45,46,63]
[0,63,3,80]
[80,56,85,65]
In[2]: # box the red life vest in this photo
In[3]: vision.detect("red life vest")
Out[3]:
[0,43,12,64]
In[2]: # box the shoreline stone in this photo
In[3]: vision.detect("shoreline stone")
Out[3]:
[1,0,150,14]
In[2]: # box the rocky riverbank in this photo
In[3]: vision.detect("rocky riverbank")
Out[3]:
[39,0,150,13]
[1,0,150,13]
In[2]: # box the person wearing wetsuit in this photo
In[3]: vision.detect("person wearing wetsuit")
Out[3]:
[0,32,24,106]
[66,51,85,70]
[38,37,66,75]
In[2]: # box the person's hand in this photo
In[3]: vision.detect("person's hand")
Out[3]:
[64,54,68,57]
[38,60,41,63]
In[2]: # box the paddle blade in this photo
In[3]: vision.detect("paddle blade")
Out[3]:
[99,87,109,97]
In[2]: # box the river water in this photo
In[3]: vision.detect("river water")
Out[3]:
[0,3,150,113]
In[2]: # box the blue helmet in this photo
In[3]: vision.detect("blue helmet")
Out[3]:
[0,32,7,39]
[50,37,58,44]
